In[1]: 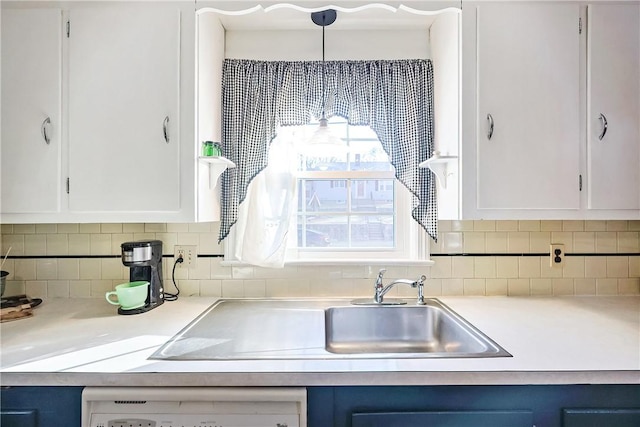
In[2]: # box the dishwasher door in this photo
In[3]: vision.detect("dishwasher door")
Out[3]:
[82,387,306,427]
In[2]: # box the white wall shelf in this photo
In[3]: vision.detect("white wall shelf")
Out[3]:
[199,156,236,189]
[419,151,458,189]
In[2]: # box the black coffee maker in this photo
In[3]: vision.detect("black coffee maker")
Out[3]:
[120,240,164,315]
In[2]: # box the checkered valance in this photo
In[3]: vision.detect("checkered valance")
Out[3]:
[219,59,437,243]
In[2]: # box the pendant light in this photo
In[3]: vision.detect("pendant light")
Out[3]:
[306,9,346,153]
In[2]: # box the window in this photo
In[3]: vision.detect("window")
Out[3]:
[286,118,429,264]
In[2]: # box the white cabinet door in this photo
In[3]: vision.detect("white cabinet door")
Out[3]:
[476,2,581,210]
[1,9,62,213]
[587,4,640,210]
[68,6,180,212]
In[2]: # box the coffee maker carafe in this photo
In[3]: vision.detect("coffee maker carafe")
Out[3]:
[120,240,164,315]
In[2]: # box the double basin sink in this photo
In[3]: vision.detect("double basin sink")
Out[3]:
[151,298,510,360]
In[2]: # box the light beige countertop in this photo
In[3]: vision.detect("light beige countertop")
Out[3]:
[1,296,639,386]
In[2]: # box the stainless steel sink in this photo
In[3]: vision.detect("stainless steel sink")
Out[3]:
[325,301,510,357]
[150,298,510,360]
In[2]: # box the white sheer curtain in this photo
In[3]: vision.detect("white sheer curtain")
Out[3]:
[233,127,299,267]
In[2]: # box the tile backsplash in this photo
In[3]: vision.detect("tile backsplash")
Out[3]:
[1,220,638,299]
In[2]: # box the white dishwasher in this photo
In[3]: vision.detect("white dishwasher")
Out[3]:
[81,387,306,427]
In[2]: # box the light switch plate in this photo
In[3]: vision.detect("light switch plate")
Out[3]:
[550,243,565,268]
[174,245,197,268]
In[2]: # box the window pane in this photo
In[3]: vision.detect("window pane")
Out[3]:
[349,139,393,172]
[297,215,347,248]
[350,215,394,248]
[298,179,348,213]
[351,180,394,213]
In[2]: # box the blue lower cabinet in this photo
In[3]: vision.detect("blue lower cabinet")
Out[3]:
[0,386,83,427]
[564,408,640,427]
[352,410,533,427]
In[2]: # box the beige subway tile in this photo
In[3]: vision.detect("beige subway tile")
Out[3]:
[221,280,244,297]
[243,279,266,297]
[474,257,496,278]
[145,223,167,233]
[424,279,442,296]
[584,220,607,231]
[90,279,113,297]
[530,278,552,296]
[57,224,79,234]
[111,233,135,254]
[486,278,508,295]
[101,223,123,233]
[14,259,36,281]
[507,279,530,296]
[618,232,639,252]
[178,280,201,297]
[442,232,463,253]
[122,223,145,233]
[473,220,495,232]
[438,221,452,232]
[211,263,233,280]
[4,279,25,296]
[507,232,530,253]
[188,258,211,280]
[36,259,57,280]
[57,259,80,280]
[199,279,222,297]
[318,278,356,298]
[530,232,551,253]
[69,280,92,298]
[540,220,563,231]
[485,232,508,253]
[166,223,190,233]
[430,235,444,254]
[132,233,155,241]
[562,220,584,232]
[199,233,223,255]
[606,256,628,278]
[90,234,112,255]
[596,278,618,295]
[177,232,199,246]
[24,234,46,255]
[79,259,101,280]
[496,221,518,231]
[518,257,540,278]
[14,224,35,234]
[618,278,640,295]
[47,280,69,298]
[2,234,25,255]
[231,266,254,279]
[1,260,15,277]
[441,278,463,295]
[574,278,596,295]
[606,221,628,231]
[563,256,584,278]
[35,224,56,234]
[68,234,90,255]
[431,257,452,278]
[540,257,563,278]
[451,220,474,231]
[629,220,640,231]
[463,279,485,296]
[550,232,573,252]
[585,257,607,278]
[452,257,474,278]
[340,265,366,279]
[573,232,595,253]
[101,258,125,280]
[518,221,540,232]
[46,234,68,255]
[1,224,13,234]
[79,223,101,233]
[552,278,574,295]
[630,257,640,277]
[266,279,310,297]
[188,223,212,233]
[172,262,189,280]
[496,257,518,278]
[25,280,48,298]
[463,232,485,253]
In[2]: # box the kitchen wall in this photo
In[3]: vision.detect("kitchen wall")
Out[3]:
[0,220,638,299]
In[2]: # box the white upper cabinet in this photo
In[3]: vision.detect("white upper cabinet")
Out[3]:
[469,2,581,213]
[68,6,181,213]
[586,3,640,211]
[1,9,63,214]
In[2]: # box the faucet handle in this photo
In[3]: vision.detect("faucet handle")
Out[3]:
[377,268,387,278]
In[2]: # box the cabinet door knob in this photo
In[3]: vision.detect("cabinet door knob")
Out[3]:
[163,116,170,144]
[487,113,494,140]
[598,113,608,141]
[41,117,51,145]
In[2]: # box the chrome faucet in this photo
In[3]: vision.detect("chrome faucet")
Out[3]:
[374,268,427,305]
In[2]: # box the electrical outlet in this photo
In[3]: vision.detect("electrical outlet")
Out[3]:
[550,244,565,267]
[174,245,197,268]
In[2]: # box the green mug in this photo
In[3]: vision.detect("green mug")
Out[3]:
[105,281,149,310]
